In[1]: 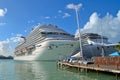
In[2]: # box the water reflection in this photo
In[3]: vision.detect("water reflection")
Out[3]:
[0,60,15,80]
[58,67,119,80]
[14,61,50,80]
[0,60,119,80]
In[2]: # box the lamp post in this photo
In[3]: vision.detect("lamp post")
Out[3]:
[66,3,83,60]
[74,7,83,60]
[100,19,104,57]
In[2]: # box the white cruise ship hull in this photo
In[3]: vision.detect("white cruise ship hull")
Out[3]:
[14,40,79,61]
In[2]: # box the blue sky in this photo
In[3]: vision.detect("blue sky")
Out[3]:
[0,0,120,56]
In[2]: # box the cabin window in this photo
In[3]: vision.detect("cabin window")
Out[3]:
[36,45,41,47]
[47,32,53,34]
[41,32,46,34]
[97,47,100,50]
[48,46,52,50]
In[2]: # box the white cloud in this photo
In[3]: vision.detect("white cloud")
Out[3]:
[44,16,50,19]
[75,10,120,43]
[24,30,27,33]
[0,39,11,55]
[62,13,71,18]
[58,10,62,13]
[0,22,6,26]
[66,3,82,10]
[64,3,82,19]
[0,8,7,17]
[11,33,14,35]
[27,20,34,24]
[10,34,24,43]
[54,16,57,18]
[0,34,24,56]
[10,37,23,43]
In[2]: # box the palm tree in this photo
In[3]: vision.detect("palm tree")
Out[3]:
[116,42,120,52]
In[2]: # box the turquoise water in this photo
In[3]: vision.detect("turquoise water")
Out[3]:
[0,60,119,80]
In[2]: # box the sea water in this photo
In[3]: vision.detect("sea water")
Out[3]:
[0,60,119,80]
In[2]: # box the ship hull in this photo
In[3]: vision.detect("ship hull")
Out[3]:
[14,40,79,61]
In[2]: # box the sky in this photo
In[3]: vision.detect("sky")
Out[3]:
[0,0,120,56]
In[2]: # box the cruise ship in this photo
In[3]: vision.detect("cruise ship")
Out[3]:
[14,24,79,60]
[71,33,118,59]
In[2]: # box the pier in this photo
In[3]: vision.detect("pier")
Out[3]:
[57,56,120,79]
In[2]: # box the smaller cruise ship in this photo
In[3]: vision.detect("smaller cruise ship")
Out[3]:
[71,33,118,59]
[14,24,79,60]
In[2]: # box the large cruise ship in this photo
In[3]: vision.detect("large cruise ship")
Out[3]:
[14,24,79,60]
